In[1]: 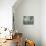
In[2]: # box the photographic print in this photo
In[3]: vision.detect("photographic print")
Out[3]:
[23,16,34,25]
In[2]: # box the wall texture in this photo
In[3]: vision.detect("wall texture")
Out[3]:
[13,0,41,46]
[0,0,16,30]
[41,0,46,46]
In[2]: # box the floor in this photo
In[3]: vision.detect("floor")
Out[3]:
[0,39,24,46]
[0,39,16,46]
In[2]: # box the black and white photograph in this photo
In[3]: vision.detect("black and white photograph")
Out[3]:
[23,16,34,25]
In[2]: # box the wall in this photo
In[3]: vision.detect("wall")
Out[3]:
[41,0,46,46]
[0,0,16,30]
[13,0,46,46]
[13,0,41,46]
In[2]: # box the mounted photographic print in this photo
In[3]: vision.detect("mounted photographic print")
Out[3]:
[23,16,34,25]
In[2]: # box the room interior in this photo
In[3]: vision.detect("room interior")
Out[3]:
[0,0,46,46]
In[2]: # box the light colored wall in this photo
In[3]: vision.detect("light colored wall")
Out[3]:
[13,0,41,46]
[0,0,16,30]
[41,0,46,46]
